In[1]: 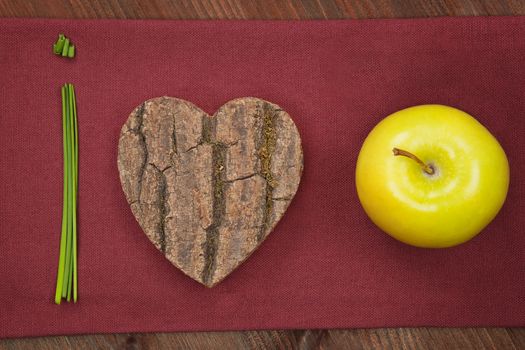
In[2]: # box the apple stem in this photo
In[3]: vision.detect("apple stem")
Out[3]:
[392,148,435,175]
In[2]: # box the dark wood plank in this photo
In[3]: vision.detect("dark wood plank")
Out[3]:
[323,328,523,350]
[0,0,524,349]
[1,0,525,19]
[1,329,524,349]
[0,331,317,350]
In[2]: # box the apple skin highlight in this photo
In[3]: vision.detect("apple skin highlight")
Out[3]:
[356,105,509,248]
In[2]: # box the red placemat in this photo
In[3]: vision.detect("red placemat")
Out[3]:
[1,17,524,338]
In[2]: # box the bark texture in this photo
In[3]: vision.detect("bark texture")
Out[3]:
[118,97,303,287]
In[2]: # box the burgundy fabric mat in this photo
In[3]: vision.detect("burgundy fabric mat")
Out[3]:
[1,17,524,338]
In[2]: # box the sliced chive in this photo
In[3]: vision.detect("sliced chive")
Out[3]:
[54,34,65,55]
[53,34,76,59]
[61,38,70,57]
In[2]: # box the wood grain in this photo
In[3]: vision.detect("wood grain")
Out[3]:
[1,0,524,349]
[1,0,525,19]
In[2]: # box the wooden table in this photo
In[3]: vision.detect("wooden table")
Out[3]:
[1,1,524,349]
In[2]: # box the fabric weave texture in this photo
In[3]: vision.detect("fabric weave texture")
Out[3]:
[0,17,524,338]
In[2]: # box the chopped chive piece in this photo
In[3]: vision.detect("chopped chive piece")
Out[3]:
[53,34,76,59]
[53,34,65,54]
[61,38,70,57]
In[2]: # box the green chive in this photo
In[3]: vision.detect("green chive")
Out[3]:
[62,85,72,298]
[54,85,69,304]
[53,34,76,59]
[55,83,79,304]
[67,84,77,302]
[61,38,70,57]
[70,84,78,302]
[53,34,65,55]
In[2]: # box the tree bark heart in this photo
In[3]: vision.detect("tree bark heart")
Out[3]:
[118,97,303,287]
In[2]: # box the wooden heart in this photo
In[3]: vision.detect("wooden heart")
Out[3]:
[118,97,303,287]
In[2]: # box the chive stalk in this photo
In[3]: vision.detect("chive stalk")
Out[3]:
[67,84,76,302]
[54,86,69,304]
[55,83,78,304]
[70,84,78,302]
[53,34,65,55]
[62,85,72,299]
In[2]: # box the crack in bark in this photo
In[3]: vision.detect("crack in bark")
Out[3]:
[256,103,278,242]
[224,173,259,183]
[201,116,226,286]
[201,114,213,144]
[157,168,168,254]
[184,143,202,153]
[171,113,178,156]
[148,163,172,173]
[134,103,147,205]
[272,197,292,201]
